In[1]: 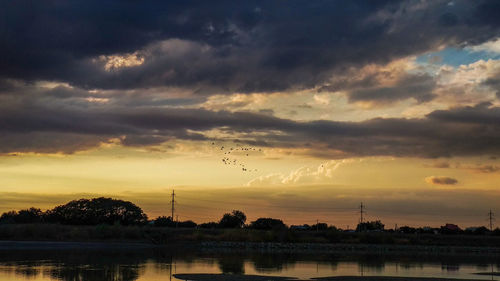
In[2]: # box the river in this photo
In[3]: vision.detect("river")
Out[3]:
[0,244,499,281]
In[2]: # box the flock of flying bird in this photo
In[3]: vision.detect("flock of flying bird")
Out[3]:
[212,142,262,172]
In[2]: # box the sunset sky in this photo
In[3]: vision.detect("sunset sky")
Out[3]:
[1,0,500,228]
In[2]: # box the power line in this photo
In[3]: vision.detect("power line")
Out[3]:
[179,196,358,211]
[178,196,486,220]
[488,209,495,231]
[162,194,492,227]
[359,202,365,223]
[171,189,176,220]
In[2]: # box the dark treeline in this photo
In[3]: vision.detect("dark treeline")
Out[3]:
[2,198,500,236]
[0,198,148,226]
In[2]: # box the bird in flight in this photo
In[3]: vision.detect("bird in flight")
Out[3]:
[213,142,262,172]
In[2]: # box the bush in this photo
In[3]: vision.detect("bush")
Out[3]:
[249,218,286,230]
[154,216,174,227]
[311,222,328,231]
[0,208,43,224]
[178,220,197,228]
[399,226,416,234]
[199,222,218,229]
[356,220,384,232]
[219,210,246,228]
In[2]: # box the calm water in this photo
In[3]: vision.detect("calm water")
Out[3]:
[0,247,499,281]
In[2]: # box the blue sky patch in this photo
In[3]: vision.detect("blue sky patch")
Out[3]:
[416,47,500,67]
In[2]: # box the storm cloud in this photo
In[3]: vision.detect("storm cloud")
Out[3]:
[1,84,500,158]
[1,0,500,94]
[2,1,500,158]
[348,73,437,105]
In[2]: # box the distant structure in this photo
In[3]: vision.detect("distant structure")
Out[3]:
[359,202,365,223]
[488,209,495,231]
[171,190,176,220]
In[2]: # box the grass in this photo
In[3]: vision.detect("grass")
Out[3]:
[2,224,500,247]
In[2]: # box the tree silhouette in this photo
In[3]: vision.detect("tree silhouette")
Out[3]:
[44,197,148,225]
[154,216,174,227]
[356,220,384,232]
[0,208,43,224]
[17,208,43,223]
[199,222,218,229]
[249,218,286,230]
[219,210,246,228]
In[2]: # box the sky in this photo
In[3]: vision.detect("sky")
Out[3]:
[1,0,500,228]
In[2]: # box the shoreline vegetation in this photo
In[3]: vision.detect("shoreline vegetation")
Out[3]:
[2,197,500,254]
[2,225,500,255]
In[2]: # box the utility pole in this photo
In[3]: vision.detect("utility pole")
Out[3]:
[488,209,494,231]
[359,202,365,223]
[171,189,176,221]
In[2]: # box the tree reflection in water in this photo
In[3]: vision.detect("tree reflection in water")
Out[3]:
[0,249,149,281]
[1,248,500,280]
[47,264,142,281]
[217,254,245,274]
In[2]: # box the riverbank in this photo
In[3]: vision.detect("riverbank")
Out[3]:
[199,241,500,256]
[2,224,500,255]
[2,240,500,257]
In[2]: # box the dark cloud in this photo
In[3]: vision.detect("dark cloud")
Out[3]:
[0,132,107,155]
[1,83,500,158]
[474,1,500,26]
[2,1,500,156]
[1,1,500,94]
[482,76,500,99]
[426,176,458,185]
[426,101,498,124]
[483,76,500,100]
[258,109,275,116]
[348,73,437,105]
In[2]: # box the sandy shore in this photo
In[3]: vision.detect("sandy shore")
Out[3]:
[173,274,485,281]
[313,277,484,281]
[474,272,500,276]
[174,274,296,280]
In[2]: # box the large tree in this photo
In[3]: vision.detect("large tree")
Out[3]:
[249,218,286,230]
[45,197,148,225]
[0,208,43,224]
[219,210,246,228]
[356,220,384,232]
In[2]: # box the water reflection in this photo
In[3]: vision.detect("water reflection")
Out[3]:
[217,255,245,274]
[251,253,297,273]
[47,264,143,281]
[358,255,385,274]
[1,248,500,281]
[441,263,460,272]
[0,250,149,281]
